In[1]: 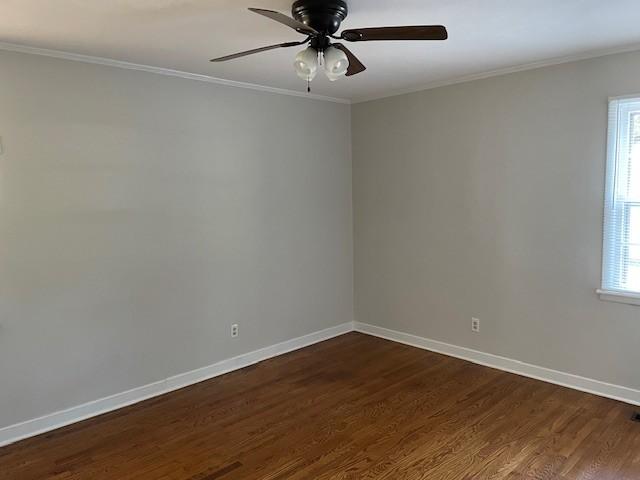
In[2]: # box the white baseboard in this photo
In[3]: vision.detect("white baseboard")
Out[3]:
[354,322,640,407]
[0,322,353,448]
[3,320,638,448]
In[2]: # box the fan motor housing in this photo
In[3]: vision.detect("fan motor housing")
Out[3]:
[292,0,348,35]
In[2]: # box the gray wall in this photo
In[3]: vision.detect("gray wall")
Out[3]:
[0,50,353,428]
[353,50,640,390]
[3,44,640,431]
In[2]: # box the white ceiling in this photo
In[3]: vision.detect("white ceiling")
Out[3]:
[2,0,640,102]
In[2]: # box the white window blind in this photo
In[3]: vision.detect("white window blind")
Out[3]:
[601,97,640,296]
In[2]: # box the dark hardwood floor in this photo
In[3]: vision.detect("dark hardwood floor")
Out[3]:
[1,332,639,479]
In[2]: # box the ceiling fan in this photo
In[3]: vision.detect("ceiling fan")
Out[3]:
[210,0,448,91]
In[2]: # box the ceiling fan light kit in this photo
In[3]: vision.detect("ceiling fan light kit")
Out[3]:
[210,0,448,91]
[293,45,348,84]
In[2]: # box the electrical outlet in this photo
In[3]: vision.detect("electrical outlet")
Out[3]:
[471,317,480,333]
[231,324,239,338]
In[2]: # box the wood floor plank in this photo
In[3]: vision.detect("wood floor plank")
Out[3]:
[1,332,638,479]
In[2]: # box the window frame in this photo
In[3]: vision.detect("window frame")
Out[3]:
[598,95,640,306]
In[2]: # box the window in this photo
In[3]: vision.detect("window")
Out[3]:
[599,96,640,305]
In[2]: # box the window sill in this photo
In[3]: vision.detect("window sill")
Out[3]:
[596,289,640,306]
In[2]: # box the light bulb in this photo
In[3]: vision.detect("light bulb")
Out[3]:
[325,71,342,82]
[293,47,318,81]
[323,46,349,81]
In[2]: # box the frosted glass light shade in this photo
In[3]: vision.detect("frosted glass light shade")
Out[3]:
[323,46,349,80]
[294,47,318,81]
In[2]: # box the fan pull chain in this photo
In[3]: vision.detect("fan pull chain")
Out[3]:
[307,78,311,93]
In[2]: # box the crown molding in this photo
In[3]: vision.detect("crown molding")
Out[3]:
[352,42,640,104]
[0,41,351,105]
[3,40,640,108]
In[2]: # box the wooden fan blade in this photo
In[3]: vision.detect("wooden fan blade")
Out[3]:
[248,8,318,36]
[210,40,307,62]
[332,43,366,76]
[341,25,448,42]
